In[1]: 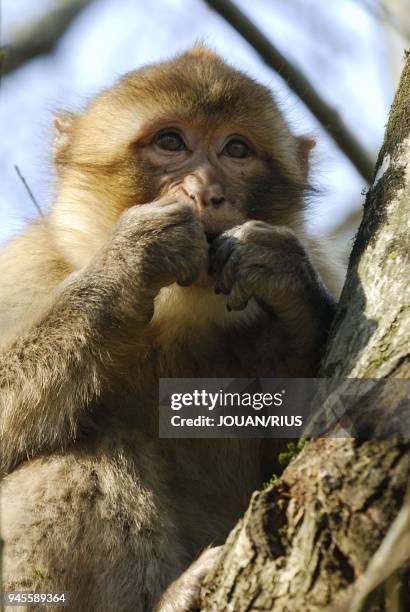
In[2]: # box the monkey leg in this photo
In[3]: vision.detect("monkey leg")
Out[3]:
[1,432,187,612]
[154,546,223,612]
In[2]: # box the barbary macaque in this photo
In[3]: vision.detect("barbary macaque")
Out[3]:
[0,46,343,611]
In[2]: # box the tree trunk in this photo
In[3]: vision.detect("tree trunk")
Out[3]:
[200,53,410,611]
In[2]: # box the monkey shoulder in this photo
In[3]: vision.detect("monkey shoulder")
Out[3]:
[0,219,70,350]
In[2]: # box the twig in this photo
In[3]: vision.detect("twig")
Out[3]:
[14,165,43,217]
[205,0,375,183]
[1,0,91,77]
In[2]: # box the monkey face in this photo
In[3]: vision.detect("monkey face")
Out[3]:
[130,118,276,237]
[51,46,312,270]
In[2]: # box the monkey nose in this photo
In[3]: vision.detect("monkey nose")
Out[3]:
[209,194,225,208]
[187,189,225,208]
[184,176,225,208]
[204,185,225,208]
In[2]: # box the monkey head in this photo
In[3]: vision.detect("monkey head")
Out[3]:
[50,45,314,274]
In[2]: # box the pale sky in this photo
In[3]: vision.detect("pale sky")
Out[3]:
[0,0,404,243]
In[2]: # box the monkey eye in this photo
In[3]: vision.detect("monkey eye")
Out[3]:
[154,131,186,152]
[223,138,251,159]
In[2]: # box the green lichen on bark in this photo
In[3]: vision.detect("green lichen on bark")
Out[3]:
[380,52,410,161]
[351,53,410,264]
[321,53,410,379]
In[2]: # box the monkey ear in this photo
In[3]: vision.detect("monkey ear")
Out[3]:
[298,136,316,179]
[53,112,75,165]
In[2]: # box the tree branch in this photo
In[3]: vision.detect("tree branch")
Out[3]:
[205,0,375,183]
[1,0,91,77]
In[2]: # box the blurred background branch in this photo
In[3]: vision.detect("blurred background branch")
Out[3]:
[1,0,91,76]
[205,0,375,183]
[358,0,410,41]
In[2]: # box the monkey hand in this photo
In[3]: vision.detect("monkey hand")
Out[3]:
[98,200,208,298]
[209,220,335,323]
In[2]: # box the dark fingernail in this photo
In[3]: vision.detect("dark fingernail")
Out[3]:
[226,304,232,311]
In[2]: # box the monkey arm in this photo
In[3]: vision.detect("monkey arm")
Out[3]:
[0,201,207,476]
[0,267,153,477]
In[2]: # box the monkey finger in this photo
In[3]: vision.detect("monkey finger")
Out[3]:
[153,198,191,211]
[177,269,201,287]
[186,221,207,245]
[156,201,198,227]
[226,279,251,311]
[208,236,239,276]
[215,250,240,294]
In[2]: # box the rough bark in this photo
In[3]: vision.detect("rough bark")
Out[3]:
[200,54,410,611]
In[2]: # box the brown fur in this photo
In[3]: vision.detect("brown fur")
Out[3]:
[0,46,344,611]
